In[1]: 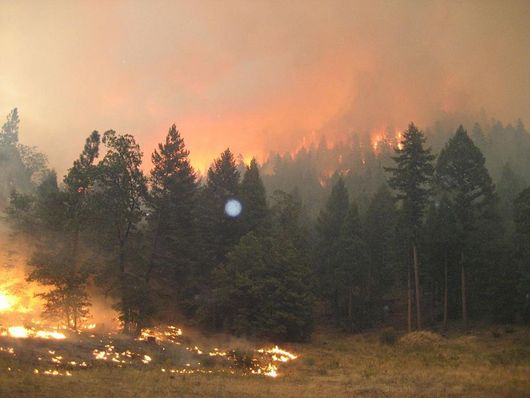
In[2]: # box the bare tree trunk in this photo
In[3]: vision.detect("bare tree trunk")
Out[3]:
[407,265,412,333]
[412,243,422,329]
[461,251,468,330]
[348,285,353,332]
[145,214,162,283]
[443,253,448,330]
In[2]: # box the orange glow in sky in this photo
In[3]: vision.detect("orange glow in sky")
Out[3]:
[0,1,528,174]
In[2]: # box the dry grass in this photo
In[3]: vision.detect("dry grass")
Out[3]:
[1,326,530,397]
[399,330,443,346]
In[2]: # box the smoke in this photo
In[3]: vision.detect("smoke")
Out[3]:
[0,1,529,173]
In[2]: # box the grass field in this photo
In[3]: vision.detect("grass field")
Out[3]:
[1,325,530,397]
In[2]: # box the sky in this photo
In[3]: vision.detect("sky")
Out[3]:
[1,0,529,174]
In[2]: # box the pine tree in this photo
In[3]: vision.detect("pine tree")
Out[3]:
[315,177,349,321]
[146,125,197,295]
[364,185,400,323]
[0,108,33,205]
[209,189,314,341]
[514,187,530,322]
[198,148,242,267]
[240,158,268,234]
[497,163,525,231]
[335,202,370,331]
[385,122,434,330]
[424,196,459,328]
[435,125,499,328]
[0,108,19,146]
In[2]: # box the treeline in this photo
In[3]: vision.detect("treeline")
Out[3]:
[2,108,530,341]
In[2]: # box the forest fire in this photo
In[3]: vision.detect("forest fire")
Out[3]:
[0,323,298,379]
[1,283,298,380]
[0,292,15,312]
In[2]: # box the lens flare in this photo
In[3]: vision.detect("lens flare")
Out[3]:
[224,199,242,218]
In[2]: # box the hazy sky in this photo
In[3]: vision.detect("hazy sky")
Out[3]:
[1,0,529,173]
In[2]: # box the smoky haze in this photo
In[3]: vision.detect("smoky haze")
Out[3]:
[1,0,529,173]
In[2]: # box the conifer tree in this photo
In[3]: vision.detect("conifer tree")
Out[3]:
[424,196,459,328]
[435,125,499,328]
[209,189,314,341]
[316,177,349,320]
[0,108,19,146]
[364,185,400,322]
[146,125,197,292]
[497,163,525,231]
[335,202,369,331]
[198,148,242,266]
[385,123,434,330]
[240,158,268,233]
[514,187,530,322]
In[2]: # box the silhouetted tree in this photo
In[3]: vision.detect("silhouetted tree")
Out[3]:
[385,122,434,330]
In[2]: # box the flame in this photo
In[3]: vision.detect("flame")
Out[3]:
[1,326,66,339]
[0,291,16,312]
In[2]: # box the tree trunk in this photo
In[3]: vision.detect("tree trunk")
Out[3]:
[412,242,422,329]
[145,215,162,283]
[348,285,353,332]
[443,253,448,330]
[407,265,412,333]
[461,251,468,330]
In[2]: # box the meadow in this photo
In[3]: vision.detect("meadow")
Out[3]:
[1,325,529,398]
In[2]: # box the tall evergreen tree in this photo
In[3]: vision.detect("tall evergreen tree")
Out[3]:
[240,158,268,233]
[497,163,525,231]
[208,189,314,341]
[198,148,242,267]
[514,187,530,322]
[385,122,434,330]
[364,185,400,323]
[424,196,459,328]
[315,177,349,321]
[0,108,20,146]
[335,202,370,331]
[146,125,197,297]
[435,125,499,327]
[0,108,33,205]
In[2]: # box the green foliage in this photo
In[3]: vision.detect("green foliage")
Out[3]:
[385,122,435,237]
[240,158,268,233]
[514,187,530,322]
[146,125,197,309]
[93,130,149,331]
[0,109,48,206]
[196,148,243,268]
[435,125,506,320]
[365,185,400,304]
[316,177,350,304]
[334,202,370,330]
[0,108,19,146]
[497,163,525,231]
[28,248,91,329]
[211,231,314,341]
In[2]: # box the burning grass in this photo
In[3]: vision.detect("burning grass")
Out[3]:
[0,324,298,383]
[1,325,530,397]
